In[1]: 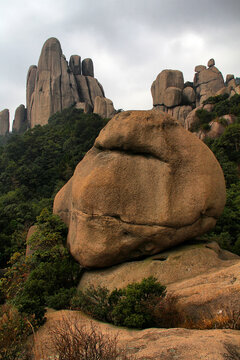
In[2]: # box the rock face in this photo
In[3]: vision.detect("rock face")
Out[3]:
[27,38,114,128]
[12,104,27,133]
[151,69,184,106]
[37,310,240,360]
[79,242,240,320]
[151,59,239,128]
[194,64,224,105]
[54,110,226,268]
[0,109,9,135]
[93,96,116,118]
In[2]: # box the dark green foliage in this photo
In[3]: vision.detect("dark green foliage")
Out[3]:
[0,107,108,267]
[190,109,215,132]
[204,124,240,254]
[70,285,112,322]
[203,93,229,105]
[71,277,166,329]
[3,209,83,324]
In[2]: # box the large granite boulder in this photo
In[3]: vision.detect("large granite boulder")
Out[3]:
[12,104,27,133]
[194,60,225,105]
[0,109,9,135]
[151,70,184,106]
[54,110,226,268]
[26,65,37,124]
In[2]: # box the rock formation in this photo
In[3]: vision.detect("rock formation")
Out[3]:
[12,104,27,133]
[79,241,240,321]
[27,38,115,128]
[0,109,9,135]
[93,96,116,118]
[151,59,239,130]
[54,110,226,268]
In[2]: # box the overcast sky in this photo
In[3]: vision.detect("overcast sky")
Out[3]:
[1,0,240,126]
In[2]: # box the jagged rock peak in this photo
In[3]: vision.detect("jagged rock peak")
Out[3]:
[27,37,114,128]
[12,104,27,133]
[0,109,10,136]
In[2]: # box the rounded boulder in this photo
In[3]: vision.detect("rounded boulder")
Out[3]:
[53,110,226,268]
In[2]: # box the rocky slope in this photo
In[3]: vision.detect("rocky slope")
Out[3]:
[36,310,240,360]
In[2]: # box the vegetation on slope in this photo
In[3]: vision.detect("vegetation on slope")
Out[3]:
[0,107,108,267]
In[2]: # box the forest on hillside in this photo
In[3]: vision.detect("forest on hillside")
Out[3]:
[0,100,239,331]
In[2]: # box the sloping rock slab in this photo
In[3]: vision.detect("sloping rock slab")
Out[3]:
[36,310,240,360]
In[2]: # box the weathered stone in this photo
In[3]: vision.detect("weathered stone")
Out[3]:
[75,101,93,114]
[195,65,206,73]
[226,74,234,83]
[203,103,214,112]
[29,38,79,128]
[12,104,27,133]
[184,106,202,130]
[184,81,193,88]
[93,96,115,118]
[151,70,184,106]
[163,87,182,107]
[69,55,81,75]
[227,78,236,89]
[182,86,196,104]
[216,87,231,96]
[26,65,37,124]
[206,121,226,139]
[86,77,105,105]
[0,109,9,135]
[208,58,215,67]
[173,105,193,127]
[26,225,38,257]
[82,58,94,77]
[194,66,224,105]
[54,110,226,268]
[37,310,240,360]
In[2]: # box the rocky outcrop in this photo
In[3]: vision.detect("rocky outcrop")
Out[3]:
[12,104,27,133]
[79,242,240,320]
[54,110,226,268]
[0,109,9,135]
[27,38,114,128]
[26,65,37,124]
[37,310,240,360]
[194,64,225,106]
[93,96,116,118]
[151,59,239,127]
[151,70,184,106]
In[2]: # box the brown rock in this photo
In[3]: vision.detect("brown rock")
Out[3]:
[36,310,240,360]
[82,58,94,77]
[12,104,27,133]
[184,106,202,130]
[194,65,206,72]
[54,110,226,268]
[163,86,182,107]
[194,66,224,105]
[151,70,184,106]
[226,74,234,83]
[93,96,115,118]
[208,58,215,67]
[26,225,38,257]
[172,105,193,127]
[26,65,37,124]
[29,38,79,128]
[206,121,226,139]
[0,109,9,135]
[79,242,239,291]
[182,86,196,104]
[69,55,81,75]
[86,76,105,105]
[203,103,214,112]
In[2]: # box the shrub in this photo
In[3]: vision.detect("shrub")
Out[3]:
[0,303,35,360]
[71,277,166,329]
[46,287,77,310]
[45,314,136,360]
[190,109,214,132]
